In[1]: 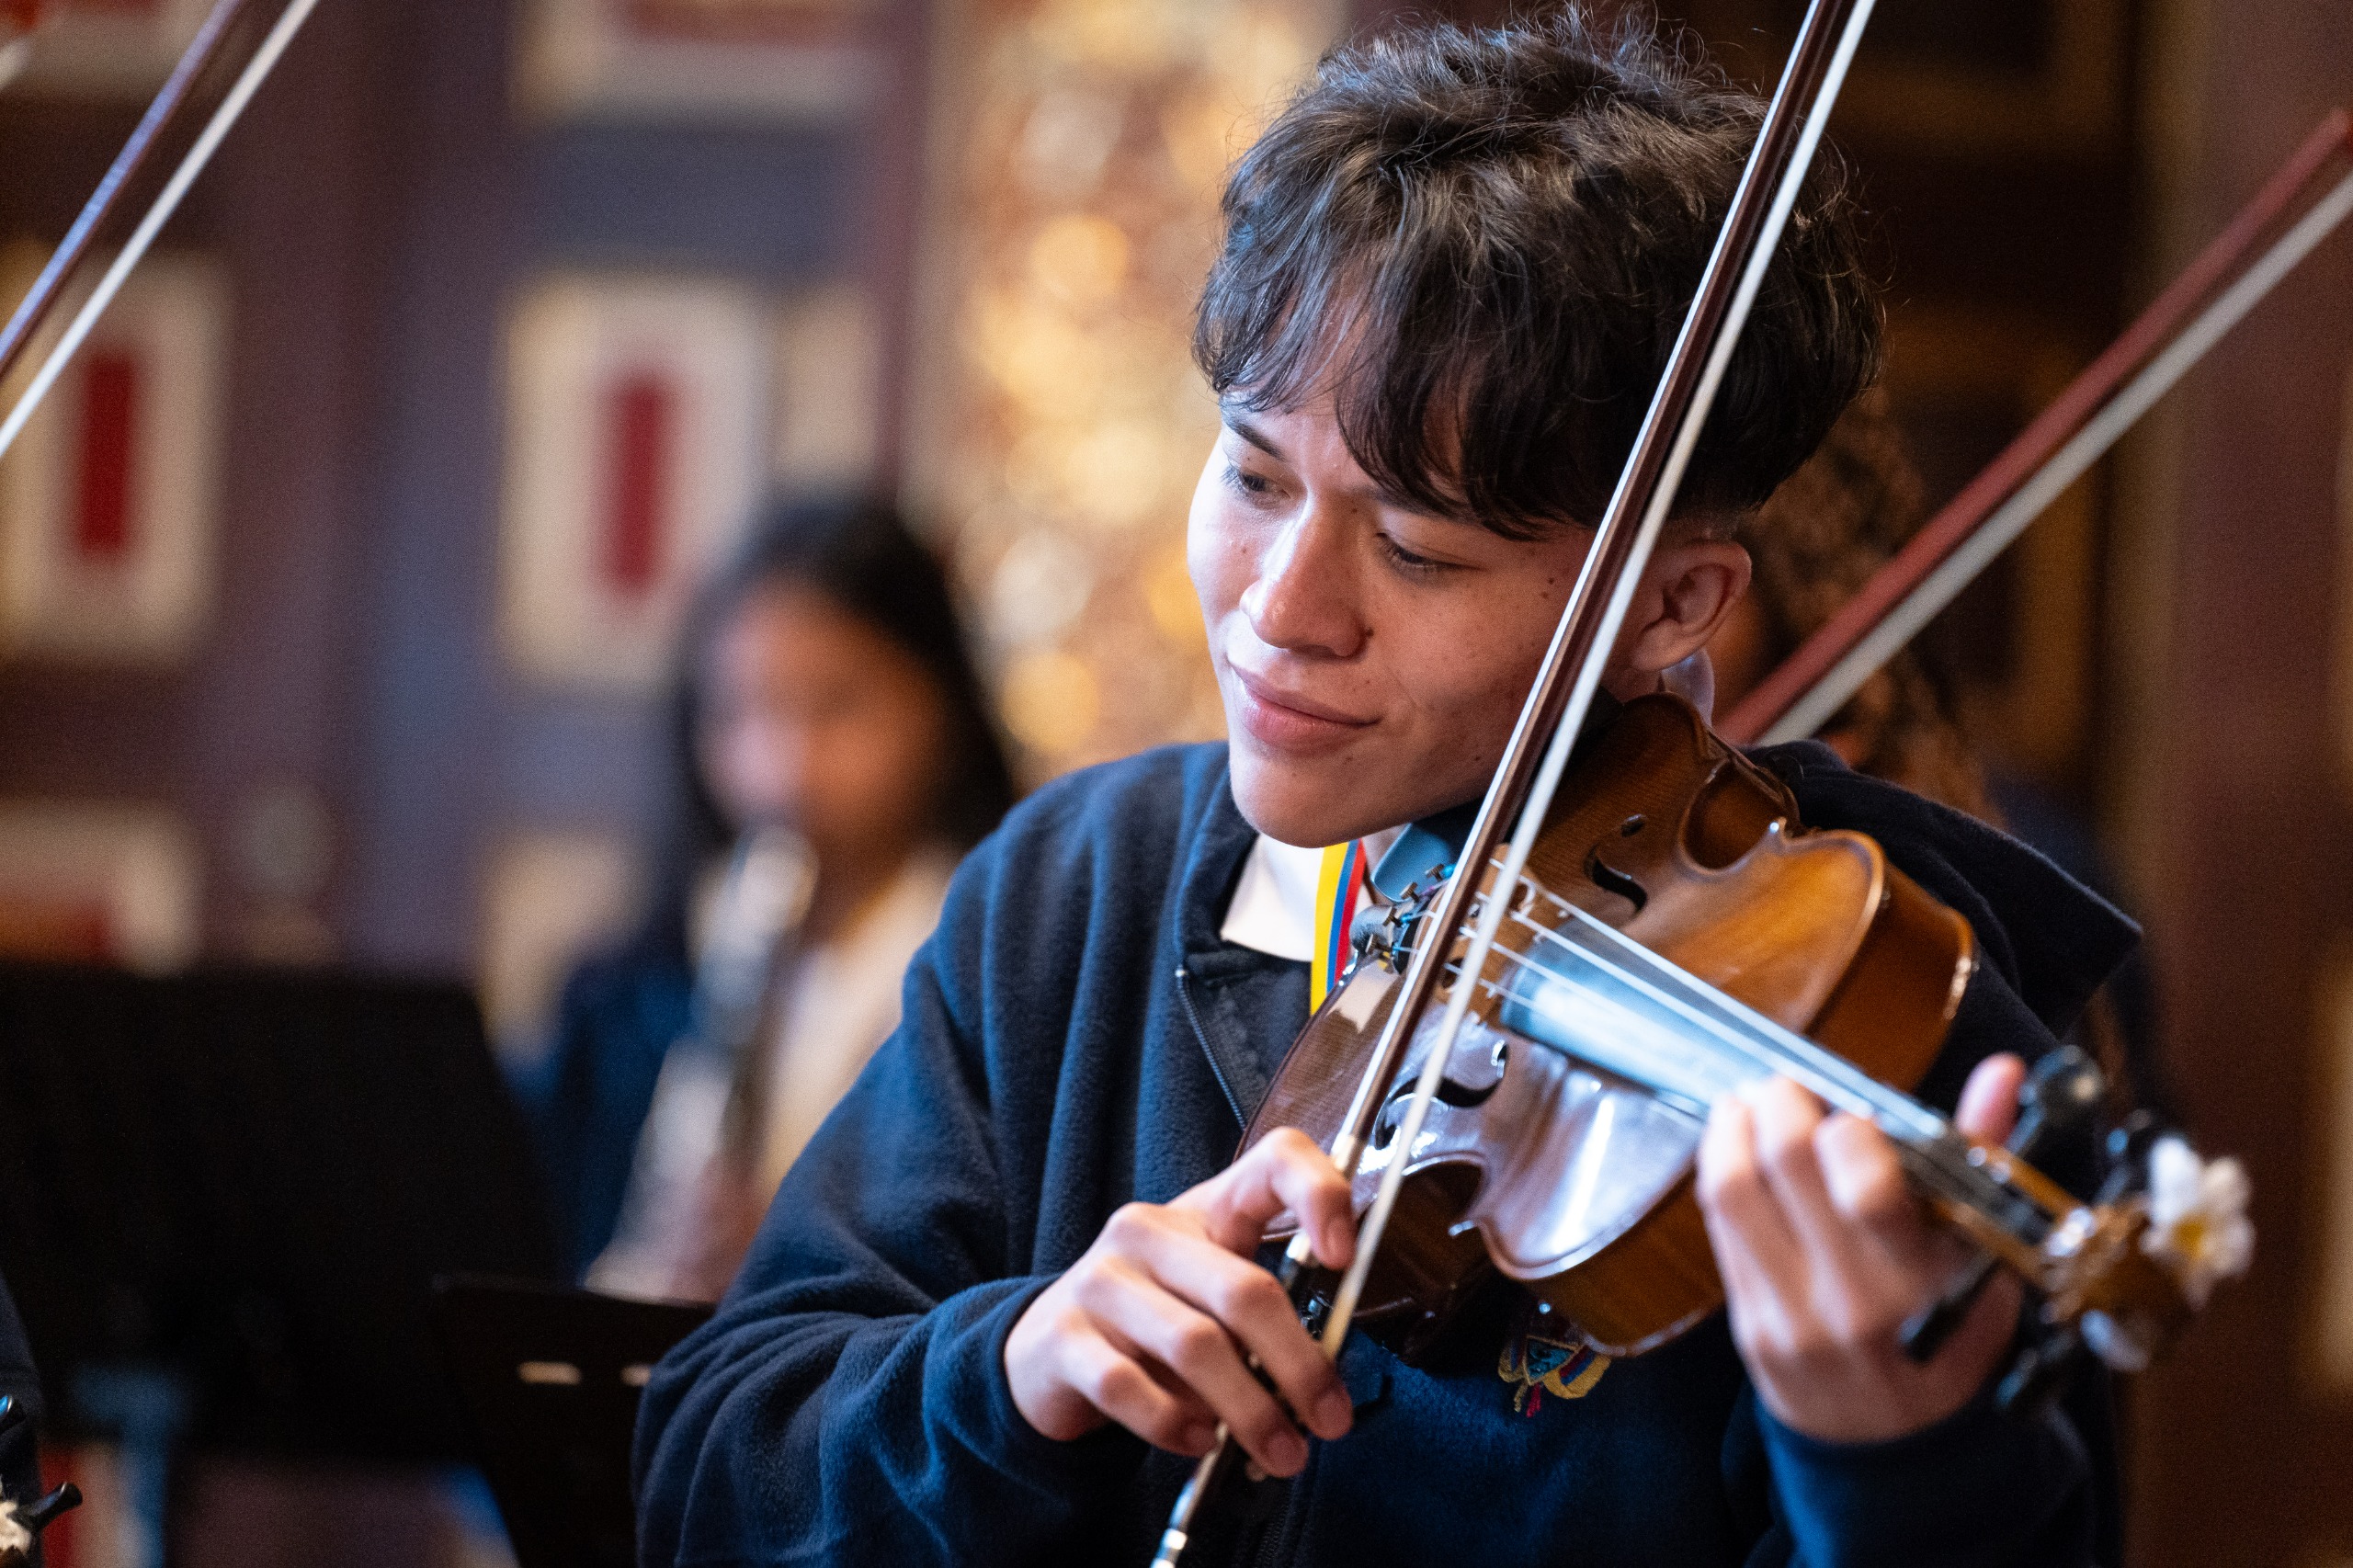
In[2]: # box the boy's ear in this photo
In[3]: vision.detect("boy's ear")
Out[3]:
[1620,538,1752,678]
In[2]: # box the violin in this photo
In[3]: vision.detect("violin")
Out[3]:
[1245,691,2232,1371]
[1154,0,2255,1558]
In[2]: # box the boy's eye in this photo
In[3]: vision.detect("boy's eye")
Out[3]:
[1376,532,1449,576]
[1223,462,1278,500]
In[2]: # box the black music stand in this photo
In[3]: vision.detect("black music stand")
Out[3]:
[432,1278,710,1568]
[0,961,563,1463]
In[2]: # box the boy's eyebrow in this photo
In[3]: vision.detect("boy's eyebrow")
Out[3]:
[1222,406,1471,521]
[1222,412,1283,460]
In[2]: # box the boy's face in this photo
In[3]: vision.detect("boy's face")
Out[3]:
[1189,394,1752,846]
[1188,395,1599,846]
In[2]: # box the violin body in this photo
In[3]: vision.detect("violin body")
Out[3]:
[1243,694,1975,1358]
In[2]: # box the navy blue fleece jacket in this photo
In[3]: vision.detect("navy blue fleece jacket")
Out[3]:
[635,740,2136,1567]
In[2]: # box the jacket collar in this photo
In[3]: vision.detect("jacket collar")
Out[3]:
[1169,753,1307,1125]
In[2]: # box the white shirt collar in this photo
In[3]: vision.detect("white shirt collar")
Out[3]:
[1219,827,1404,961]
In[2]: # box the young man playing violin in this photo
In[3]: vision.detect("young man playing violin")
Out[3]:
[638,15,2135,1566]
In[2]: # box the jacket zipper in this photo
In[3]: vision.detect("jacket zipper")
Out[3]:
[1175,965,1249,1126]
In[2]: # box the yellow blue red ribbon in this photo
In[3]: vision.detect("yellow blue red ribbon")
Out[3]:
[1309,839,1369,1013]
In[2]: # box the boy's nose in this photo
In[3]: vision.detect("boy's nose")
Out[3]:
[1240,506,1366,659]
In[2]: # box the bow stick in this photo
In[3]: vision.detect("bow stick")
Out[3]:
[0,0,325,465]
[1719,108,2353,746]
[1154,1,1883,1561]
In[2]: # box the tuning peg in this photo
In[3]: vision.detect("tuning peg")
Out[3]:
[1995,1325,2082,1418]
[2015,1045,2105,1153]
[1900,1253,1996,1363]
[2101,1111,2164,1199]
[17,1481,81,1535]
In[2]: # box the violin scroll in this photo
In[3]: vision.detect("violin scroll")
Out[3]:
[2023,1122,2252,1384]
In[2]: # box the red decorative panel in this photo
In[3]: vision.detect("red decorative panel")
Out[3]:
[499,275,766,688]
[0,252,222,662]
[73,349,138,563]
[599,371,672,601]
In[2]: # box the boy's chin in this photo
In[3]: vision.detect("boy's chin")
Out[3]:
[1228,751,1414,848]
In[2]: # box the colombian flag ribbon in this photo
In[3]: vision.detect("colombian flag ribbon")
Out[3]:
[1309,839,1370,1014]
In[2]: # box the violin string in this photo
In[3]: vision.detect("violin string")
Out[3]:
[1442,931,1913,1142]
[1533,895,1948,1132]
[1415,884,2047,1231]
[1436,933,2044,1235]
[1506,905,2025,1218]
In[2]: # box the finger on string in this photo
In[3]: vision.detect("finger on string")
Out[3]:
[1745,1079,1912,1291]
[1813,1112,1943,1278]
[1955,1052,2026,1145]
[1186,1129,1356,1267]
[1698,1092,1808,1298]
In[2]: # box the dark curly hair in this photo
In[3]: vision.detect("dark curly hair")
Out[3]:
[1738,390,1989,816]
[1195,9,1881,536]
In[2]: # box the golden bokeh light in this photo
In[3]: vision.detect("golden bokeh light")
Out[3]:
[1029,212,1131,308]
[913,0,1341,780]
[1000,646,1103,755]
[1143,543,1206,648]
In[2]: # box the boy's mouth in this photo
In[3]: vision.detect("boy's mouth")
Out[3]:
[1228,666,1376,753]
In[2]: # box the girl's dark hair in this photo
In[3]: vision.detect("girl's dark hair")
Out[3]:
[1740,390,1989,818]
[633,495,1017,964]
[1196,11,1881,537]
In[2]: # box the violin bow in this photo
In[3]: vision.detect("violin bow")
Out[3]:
[0,0,326,465]
[1154,1,1885,1560]
[1718,108,2353,746]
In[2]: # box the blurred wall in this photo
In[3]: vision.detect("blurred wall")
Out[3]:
[0,0,928,1056]
[2113,1,2353,1562]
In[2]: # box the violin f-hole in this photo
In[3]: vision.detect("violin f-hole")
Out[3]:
[1585,848,1649,915]
[1371,1051,1506,1149]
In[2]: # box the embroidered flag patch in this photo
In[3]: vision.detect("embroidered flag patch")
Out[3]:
[1497,1318,1610,1416]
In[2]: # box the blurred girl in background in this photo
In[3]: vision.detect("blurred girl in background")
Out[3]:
[524,495,1017,1298]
